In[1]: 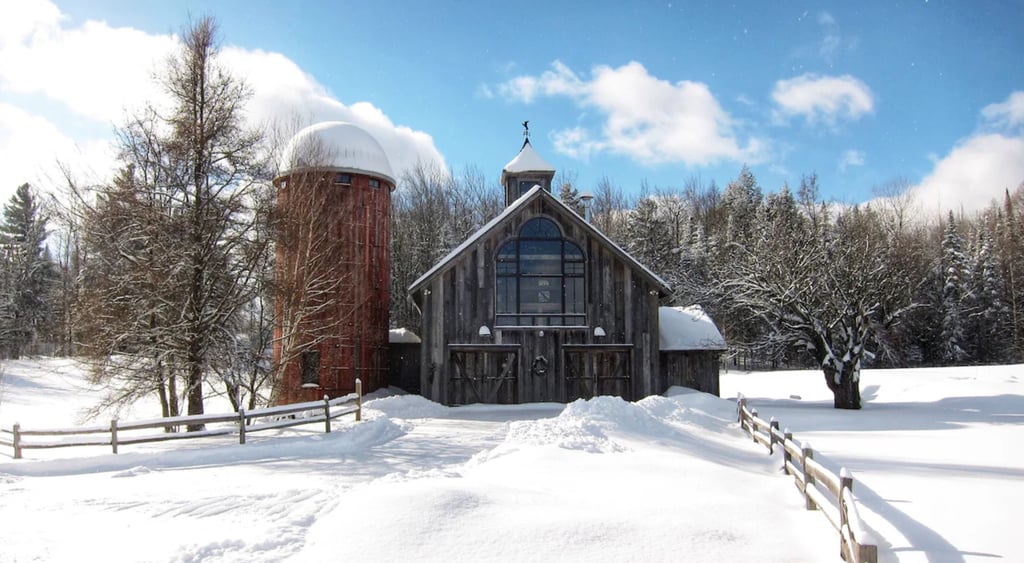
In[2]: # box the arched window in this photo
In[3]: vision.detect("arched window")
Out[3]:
[496,217,585,327]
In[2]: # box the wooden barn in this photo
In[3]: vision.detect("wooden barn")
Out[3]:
[409,134,682,406]
[659,306,727,396]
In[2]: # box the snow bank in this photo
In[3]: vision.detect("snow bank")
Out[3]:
[364,394,449,419]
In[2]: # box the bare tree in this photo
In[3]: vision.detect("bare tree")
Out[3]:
[73,17,270,428]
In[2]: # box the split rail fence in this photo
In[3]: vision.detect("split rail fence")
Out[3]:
[1,380,363,460]
[736,394,878,563]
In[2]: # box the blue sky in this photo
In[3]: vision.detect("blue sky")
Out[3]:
[2,0,1022,214]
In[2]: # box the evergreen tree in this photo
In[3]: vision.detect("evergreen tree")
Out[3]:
[0,183,57,358]
[624,196,672,276]
[940,212,970,363]
[969,226,1010,362]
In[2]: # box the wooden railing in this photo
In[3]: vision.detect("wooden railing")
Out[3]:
[737,395,878,563]
[1,380,363,460]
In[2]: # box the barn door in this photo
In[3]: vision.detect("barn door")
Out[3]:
[448,344,520,405]
[562,345,633,401]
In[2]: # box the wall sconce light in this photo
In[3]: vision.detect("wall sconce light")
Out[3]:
[479,325,492,338]
[593,326,606,337]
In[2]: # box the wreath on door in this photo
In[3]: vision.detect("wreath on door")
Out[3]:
[531,355,549,377]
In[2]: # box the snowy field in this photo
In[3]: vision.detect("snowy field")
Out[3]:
[0,359,1020,562]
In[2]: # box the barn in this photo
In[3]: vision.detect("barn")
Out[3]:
[409,132,708,406]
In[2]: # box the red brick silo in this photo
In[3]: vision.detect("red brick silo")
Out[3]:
[272,122,394,404]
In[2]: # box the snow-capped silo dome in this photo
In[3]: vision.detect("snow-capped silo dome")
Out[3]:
[278,121,395,185]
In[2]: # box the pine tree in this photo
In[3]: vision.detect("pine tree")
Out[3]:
[624,196,672,276]
[969,226,1011,362]
[940,212,969,364]
[0,184,57,358]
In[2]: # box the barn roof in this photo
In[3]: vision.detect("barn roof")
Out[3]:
[659,306,727,351]
[500,139,555,185]
[408,186,671,297]
[277,121,396,184]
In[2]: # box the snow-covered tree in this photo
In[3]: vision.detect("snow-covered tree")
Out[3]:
[940,212,970,364]
[716,197,909,409]
[0,183,58,358]
[968,226,1010,363]
[624,196,672,276]
[74,18,270,428]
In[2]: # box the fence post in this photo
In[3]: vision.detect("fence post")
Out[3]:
[110,418,119,454]
[803,441,816,510]
[840,467,852,559]
[750,408,759,442]
[736,396,746,423]
[355,378,362,422]
[769,418,779,454]
[782,430,793,475]
[13,423,21,460]
[324,395,331,433]
[238,408,246,445]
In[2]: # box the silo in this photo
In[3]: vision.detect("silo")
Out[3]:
[272,121,394,404]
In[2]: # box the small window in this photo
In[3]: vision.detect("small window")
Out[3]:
[334,173,352,185]
[301,350,320,387]
[369,178,380,189]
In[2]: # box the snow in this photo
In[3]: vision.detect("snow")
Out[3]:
[658,305,727,351]
[502,139,555,175]
[721,364,1024,563]
[388,327,421,344]
[278,121,395,184]
[0,358,1021,561]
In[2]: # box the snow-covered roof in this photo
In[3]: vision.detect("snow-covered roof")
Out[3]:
[388,328,421,344]
[500,140,555,183]
[659,306,727,352]
[278,121,395,184]
[409,186,671,296]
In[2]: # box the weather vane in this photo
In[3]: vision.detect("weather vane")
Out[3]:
[522,120,530,139]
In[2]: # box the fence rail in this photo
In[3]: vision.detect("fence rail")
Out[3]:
[736,395,878,563]
[1,379,363,460]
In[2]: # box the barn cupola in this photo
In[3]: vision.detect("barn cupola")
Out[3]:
[500,120,556,207]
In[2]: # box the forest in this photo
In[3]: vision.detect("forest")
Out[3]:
[2,17,1022,416]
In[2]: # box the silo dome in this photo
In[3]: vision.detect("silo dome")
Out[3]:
[279,121,395,184]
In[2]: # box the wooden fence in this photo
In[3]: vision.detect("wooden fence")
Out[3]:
[736,395,878,563]
[0,380,363,460]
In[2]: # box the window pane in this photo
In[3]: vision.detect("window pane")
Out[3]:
[497,240,517,261]
[565,277,584,314]
[496,276,516,313]
[301,350,320,386]
[564,241,583,260]
[520,240,561,274]
[520,276,561,313]
[519,217,561,238]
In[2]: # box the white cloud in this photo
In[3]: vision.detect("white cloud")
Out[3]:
[838,149,865,172]
[911,134,1024,215]
[771,73,873,126]
[0,1,445,192]
[496,60,765,166]
[906,92,1024,215]
[0,103,116,202]
[981,91,1024,132]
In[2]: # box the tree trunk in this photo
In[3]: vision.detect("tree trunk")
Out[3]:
[823,364,862,410]
[186,350,205,431]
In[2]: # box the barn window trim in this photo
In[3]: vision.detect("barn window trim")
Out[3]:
[495,216,586,328]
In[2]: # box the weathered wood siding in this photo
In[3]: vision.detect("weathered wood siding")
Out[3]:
[660,351,722,396]
[417,196,664,405]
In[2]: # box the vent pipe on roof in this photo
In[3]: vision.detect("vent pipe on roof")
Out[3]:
[580,191,594,223]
